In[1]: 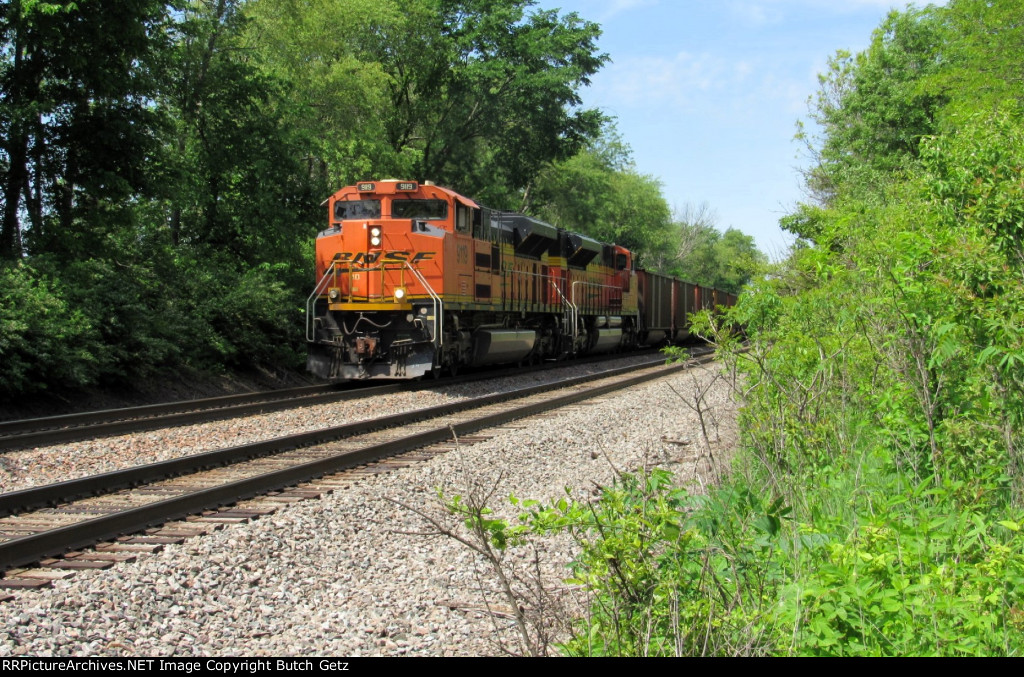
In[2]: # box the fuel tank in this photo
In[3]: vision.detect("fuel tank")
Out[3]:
[591,328,623,354]
[472,329,537,366]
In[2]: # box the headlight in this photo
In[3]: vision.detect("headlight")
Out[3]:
[371,236,381,246]
[370,226,381,237]
[328,288,340,301]
[394,287,406,300]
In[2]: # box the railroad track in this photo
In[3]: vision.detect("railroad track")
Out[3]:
[0,383,342,451]
[0,351,659,452]
[0,353,708,587]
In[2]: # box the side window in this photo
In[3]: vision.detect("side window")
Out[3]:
[456,205,471,234]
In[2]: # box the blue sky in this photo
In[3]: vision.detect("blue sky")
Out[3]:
[535,0,936,258]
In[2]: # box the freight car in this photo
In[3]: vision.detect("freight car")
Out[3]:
[305,180,736,381]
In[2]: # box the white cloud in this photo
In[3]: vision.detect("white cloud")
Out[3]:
[597,51,727,107]
[728,1,781,26]
[596,50,805,114]
[606,0,659,12]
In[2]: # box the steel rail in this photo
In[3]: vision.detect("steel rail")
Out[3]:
[0,383,337,436]
[0,349,661,452]
[0,356,674,517]
[0,356,701,571]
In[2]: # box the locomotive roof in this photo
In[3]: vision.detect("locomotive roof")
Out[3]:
[332,180,480,209]
[329,180,628,260]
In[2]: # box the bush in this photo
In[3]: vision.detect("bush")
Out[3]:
[471,462,1024,656]
[0,262,101,398]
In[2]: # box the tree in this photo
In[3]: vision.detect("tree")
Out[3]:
[673,202,717,264]
[0,0,168,260]
[710,228,763,293]
[0,0,630,395]
[939,0,1024,117]
[662,205,764,293]
[162,0,319,264]
[241,0,404,186]
[528,126,676,269]
[798,7,947,213]
[371,0,608,205]
[598,170,674,268]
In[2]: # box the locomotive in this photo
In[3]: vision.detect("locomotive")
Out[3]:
[306,180,736,381]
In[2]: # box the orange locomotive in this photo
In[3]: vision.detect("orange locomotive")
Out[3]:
[306,180,735,380]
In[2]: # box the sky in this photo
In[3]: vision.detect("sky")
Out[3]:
[534,0,936,259]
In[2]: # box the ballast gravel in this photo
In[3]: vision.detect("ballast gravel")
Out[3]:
[0,357,739,657]
[0,355,662,495]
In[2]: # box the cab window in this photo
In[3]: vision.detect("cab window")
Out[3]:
[334,199,381,220]
[391,199,448,220]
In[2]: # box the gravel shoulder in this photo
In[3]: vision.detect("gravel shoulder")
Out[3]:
[0,358,739,657]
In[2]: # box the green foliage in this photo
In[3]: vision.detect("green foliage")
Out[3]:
[527,126,675,268]
[800,7,946,211]
[0,245,306,397]
[440,0,1024,657]
[788,488,1024,656]
[241,0,405,186]
[366,0,607,204]
[455,459,1024,655]
[0,0,769,402]
[923,111,1024,265]
[453,470,790,656]
[669,224,765,293]
[447,491,528,552]
[661,345,689,364]
[0,261,100,398]
[530,127,764,280]
[0,0,642,398]
[719,0,1024,656]
[163,0,322,262]
[0,0,169,259]
[934,0,1024,121]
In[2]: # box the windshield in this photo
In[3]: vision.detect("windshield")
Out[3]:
[391,199,448,220]
[334,199,381,220]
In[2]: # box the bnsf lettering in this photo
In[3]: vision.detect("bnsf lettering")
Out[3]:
[332,251,436,264]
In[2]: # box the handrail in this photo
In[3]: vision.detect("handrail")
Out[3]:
[570,279,625,309]
[570,279,626,337]
[404,261,443,348]
[504,266,566,312]
[549,279,577,339]
[306,261,340,342]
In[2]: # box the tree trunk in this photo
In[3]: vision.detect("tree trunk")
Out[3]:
[1,132,28,259]
[1,6,28,259]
